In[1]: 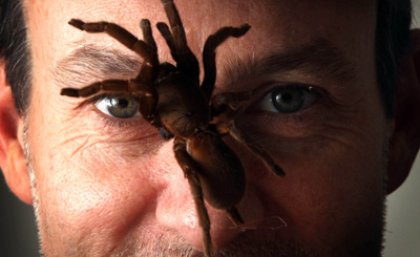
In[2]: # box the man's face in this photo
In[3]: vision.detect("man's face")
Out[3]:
[23,0,388,256]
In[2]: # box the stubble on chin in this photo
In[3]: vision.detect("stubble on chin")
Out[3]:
[108,228,316,257]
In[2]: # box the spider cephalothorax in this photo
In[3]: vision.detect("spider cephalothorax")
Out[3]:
[61,0,284,256]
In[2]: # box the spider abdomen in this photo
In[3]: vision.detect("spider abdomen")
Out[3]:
[187,131,246,209]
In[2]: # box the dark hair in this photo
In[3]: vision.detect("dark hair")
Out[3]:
[376,0,412,117]
[0,0,413,117]
[0,0,31,116]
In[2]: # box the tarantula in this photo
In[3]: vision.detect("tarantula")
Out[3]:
[61,0,284,256]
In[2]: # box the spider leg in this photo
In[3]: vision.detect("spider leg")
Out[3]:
[173,137,213,257]
[134,19,164,110]
[161,0,187,51]
[210,94,284,176]
[61,79,133,97]
[210,91,254,119]
[229,122,285,177]
[69,19,155,64]
[156,22,177,61]
[201,24,251,100]
[226,207,244,226]
[61,78,162,125]
[140,19,158,66]
[158,1,199,78]
[133,78,160,125]
[209,91,255,136]
[156,21,199,78]
[140,19,157,51]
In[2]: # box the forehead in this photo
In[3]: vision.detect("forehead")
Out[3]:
[23,0,377,90]
[24,0,376,50]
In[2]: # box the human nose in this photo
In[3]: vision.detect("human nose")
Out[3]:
[154,143,269,253]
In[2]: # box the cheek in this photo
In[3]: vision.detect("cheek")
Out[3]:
[251,120,388,252]
[27,113,167,253]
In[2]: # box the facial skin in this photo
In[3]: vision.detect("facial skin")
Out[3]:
[0,0,419,256]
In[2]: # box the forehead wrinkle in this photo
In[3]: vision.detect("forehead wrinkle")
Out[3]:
[221,38,358,91]
[53,43,141,89]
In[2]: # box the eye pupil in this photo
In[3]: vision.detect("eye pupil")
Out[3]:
[277,92,292,103]
[272,88,304,113]
[112,98,129,109]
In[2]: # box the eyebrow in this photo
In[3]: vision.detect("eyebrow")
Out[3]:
[54,44,141,89]
[55,39,356,91]
[221,38,357,90]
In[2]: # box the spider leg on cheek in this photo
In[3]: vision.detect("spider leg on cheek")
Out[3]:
[209,90,285,177]
[229,122,285,177]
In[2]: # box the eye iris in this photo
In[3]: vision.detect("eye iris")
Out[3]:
[106,96,139,118]
[272,88,304,113]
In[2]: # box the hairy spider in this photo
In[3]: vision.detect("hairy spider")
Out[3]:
[61,0,284,256]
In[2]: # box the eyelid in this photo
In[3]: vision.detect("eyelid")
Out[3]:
[254,84,319,113]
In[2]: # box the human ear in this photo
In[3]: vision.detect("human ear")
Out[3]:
[386,29,420,194]
[0,61,32,204]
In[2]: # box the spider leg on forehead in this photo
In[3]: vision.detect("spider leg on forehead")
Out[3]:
[161,0,187,52]
[158,0,199,79]
[139,19,159,67]
[68,19,157,65]
[201,24,251,100]
[156,22,177,61]
[156,22,199,78]
[140,19,157,54]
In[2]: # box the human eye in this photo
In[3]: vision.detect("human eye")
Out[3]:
[95,94,141,119]
[237,83,326,138]
[68,93,158,142]
[255,84,319,114]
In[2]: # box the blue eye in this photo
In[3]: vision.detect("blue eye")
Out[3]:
[257,85,318,113]
[95,95,140,119]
